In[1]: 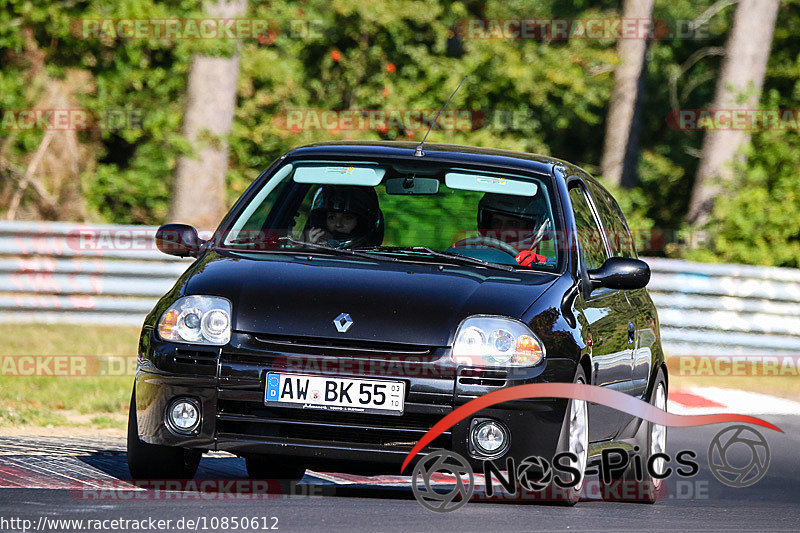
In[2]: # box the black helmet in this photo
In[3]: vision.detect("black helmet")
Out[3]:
[309,186,384,248]
[477,193,546,231]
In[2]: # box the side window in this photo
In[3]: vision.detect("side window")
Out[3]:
[586,181,637,258]
[569,185,608,270]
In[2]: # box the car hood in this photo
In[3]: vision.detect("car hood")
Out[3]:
[184,251,557,347]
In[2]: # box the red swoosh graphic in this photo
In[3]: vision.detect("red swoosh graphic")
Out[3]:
[400,383,782,473]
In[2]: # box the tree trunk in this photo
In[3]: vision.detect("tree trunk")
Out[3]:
[687,0,780,226]
[168,0,247,230]
[600,0,654,188]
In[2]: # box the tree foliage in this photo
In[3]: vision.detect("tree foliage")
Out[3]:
[1,0,799,267]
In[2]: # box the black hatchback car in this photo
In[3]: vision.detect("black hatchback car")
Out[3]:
[128,141,667,501]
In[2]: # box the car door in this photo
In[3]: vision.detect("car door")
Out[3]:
[568,181,635,441]
[585,179,648,399]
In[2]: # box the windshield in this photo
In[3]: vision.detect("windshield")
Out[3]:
[219,159,561,271]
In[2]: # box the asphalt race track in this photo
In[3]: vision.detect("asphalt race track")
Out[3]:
[0,417,797,532]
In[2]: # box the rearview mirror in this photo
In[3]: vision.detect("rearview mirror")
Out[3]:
[385,177,440,195]
[155,224,204,257]
[588,256,650,291]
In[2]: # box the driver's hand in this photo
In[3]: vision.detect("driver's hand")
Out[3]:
[308,227,329,244]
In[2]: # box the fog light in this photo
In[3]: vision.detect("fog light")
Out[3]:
[471,420,509,456]
[167,398,200,434]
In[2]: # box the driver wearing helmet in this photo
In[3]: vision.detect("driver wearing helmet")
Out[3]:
[477,193,553,265]
[306,186,384,249]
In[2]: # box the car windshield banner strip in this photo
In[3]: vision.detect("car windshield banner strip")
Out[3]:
[400,382,783,473]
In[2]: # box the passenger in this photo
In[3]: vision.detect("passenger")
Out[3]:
[306,186,384,249]
[477,193,554,265]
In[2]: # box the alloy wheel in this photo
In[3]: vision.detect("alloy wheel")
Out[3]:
[568,377,589,491]
[650,383,668,481]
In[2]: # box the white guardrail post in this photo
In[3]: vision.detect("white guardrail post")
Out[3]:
[0,221,798,355]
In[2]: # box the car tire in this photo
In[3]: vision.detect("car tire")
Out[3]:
[244,455,306,481]
[127,388,202,480]
[547,365,589,506]
[601,368,668,503]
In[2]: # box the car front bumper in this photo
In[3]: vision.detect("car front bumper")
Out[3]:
[135,329,577,473]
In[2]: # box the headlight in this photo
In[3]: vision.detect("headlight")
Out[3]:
[451,315,544,367]
[157,295,232,345]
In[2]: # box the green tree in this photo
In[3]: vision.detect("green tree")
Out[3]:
[1,0,799,268]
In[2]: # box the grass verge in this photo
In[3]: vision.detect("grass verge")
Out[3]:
[0,324,140,431]
[668,355,799,400]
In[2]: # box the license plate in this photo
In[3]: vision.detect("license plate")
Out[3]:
[265,372,405,415]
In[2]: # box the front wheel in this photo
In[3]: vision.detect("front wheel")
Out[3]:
[127,388,201,480]
[601,369,668,503]
[542,366,588,505]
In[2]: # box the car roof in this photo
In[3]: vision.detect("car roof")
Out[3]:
[286,141,584,180]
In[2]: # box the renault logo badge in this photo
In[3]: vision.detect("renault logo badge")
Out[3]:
[333,313,353,333]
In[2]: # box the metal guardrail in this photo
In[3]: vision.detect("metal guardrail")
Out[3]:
[645,257,800,355]
[1,221,798,355]
[0,221,190,325]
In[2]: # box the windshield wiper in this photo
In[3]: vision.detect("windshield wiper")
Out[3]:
[276,236,402,263]
[221,235,397,262]
[411,246,516,272]
[227,237,515,271]
[356,245,515,272]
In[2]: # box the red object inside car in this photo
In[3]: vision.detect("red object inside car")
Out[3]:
[515,249,547,266]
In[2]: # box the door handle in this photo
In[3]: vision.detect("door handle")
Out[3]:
[627,321,635,343]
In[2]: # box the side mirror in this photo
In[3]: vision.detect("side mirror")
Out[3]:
[588,256,650,291]
[155,224,204,257]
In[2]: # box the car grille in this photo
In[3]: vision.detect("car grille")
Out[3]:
[173,348,217,367]
[216,397,451,450]
[252,333,436,357]
[457,368,508,387]
[216,336,454,451]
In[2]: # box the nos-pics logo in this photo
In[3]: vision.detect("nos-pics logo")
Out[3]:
[412,425,771,512]
[708,425,770,488]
